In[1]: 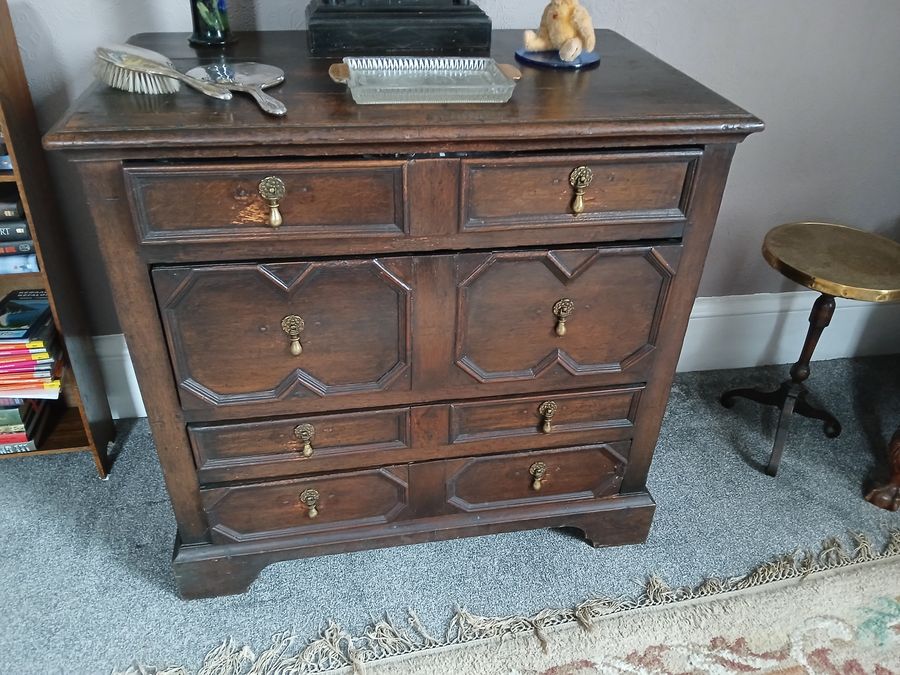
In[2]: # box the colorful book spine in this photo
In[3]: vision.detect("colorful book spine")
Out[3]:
[0,254,38,274]
[0,240,34,256]
[0,353,53,364]
[0,383,60,399]
[0,220,29,241]
[0,363,52,372]
[0,441,37,454]
[0,200,23,220]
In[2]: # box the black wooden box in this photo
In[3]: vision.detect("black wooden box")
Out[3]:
[306,0,492,56]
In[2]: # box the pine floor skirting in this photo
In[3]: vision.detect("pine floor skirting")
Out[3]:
[92,290,900,420]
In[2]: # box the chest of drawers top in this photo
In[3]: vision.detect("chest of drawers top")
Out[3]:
[45,30,761,156]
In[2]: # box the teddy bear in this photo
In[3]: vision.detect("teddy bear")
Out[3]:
[523,0,596,62]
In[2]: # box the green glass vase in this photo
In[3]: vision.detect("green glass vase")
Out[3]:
[189,0,236,47]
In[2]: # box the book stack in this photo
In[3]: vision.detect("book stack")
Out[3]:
[0,398,53,454]
[0,194,38,273]
[0,290,59,454]
[0,290,60,396]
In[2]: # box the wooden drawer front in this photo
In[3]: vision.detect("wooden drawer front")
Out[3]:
[125,160,406,245]
[461,150,699,231]
[455,245,680,384]
[191,408,411,483]
[153,258,412,411]
[202,466,411,544]
[444,443,628,512]
[450,387,641,448]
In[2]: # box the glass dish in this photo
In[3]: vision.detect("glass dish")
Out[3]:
[329,56,520,104]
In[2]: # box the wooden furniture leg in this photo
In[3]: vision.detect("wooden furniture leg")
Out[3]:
[866,428,900,511]
[721,293,842,475]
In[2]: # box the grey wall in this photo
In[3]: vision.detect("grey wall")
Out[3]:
[8,0,900,334]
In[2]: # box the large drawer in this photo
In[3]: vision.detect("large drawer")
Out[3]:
[450,245,681,385]
[125,150,699,260]
[202,466,412,544]
[190,386,643,483]
[200,444,627,546]
[155,246,678,418]
[153,257,414,411]
[125,159,407,245]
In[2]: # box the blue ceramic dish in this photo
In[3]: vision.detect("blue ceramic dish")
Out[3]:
[515,48,601,70]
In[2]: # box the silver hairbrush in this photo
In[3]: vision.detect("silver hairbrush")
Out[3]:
[94,45,232,100]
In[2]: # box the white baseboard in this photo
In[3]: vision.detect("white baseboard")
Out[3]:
[92,334,146,420]
[92,291,900,419]
[678,291,900,372]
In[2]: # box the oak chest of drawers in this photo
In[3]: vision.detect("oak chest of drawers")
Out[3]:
[46,30,762,598]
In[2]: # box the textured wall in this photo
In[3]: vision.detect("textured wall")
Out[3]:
[7,0,900,333]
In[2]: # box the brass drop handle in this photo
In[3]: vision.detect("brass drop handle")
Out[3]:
[569,166,593,215]
[552,298,575,337]
[258,176,286,228]
[538,400,558,434]
[299,488,320,518]
[294,423,316,457]
[530,462,547,491]
[281,315,305,356]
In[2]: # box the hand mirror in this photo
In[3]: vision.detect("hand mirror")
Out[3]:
[186,62,286,116]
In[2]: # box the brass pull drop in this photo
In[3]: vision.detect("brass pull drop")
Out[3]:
[569,166,593,215]
[530,462,547,491]
[552,298,575,337]
[258,176,286,228]
[299,488,320,518]
[293,423,316,457]
[281,315,305,356]
[538,400,558,433]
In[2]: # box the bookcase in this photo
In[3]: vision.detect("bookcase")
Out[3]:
[0,0,114,476]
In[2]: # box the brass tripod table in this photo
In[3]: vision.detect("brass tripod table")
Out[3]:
[720,223,900,506]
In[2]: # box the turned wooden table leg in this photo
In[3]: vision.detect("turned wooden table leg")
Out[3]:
[866,428,900,511]
[721,293,842,475]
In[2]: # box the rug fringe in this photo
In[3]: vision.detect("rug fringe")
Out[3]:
[113,528,900,675]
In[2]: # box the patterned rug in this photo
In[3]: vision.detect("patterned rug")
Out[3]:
[120,532,900,674]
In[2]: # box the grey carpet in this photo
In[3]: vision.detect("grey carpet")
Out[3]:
[1,356,898,674]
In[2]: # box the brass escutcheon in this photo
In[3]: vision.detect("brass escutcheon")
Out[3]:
[529,461,547,491]
[293,423,316,457]
[299,488,320,518]
[258,176,286,228]
[552,298,575,337]
[281,315,305,356]
[569,166,593,215]
[538,400,558,434]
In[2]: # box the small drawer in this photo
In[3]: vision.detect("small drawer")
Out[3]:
[442,443,628,512]
[191,407,412,483]
[202,466,411,544]
[460,150,699,232]
[449,387,642,450]
[124,159,407,245]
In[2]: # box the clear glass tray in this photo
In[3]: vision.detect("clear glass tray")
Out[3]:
[329,56,520,104]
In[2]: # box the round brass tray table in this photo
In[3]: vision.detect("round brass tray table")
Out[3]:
[720,222,900,510]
